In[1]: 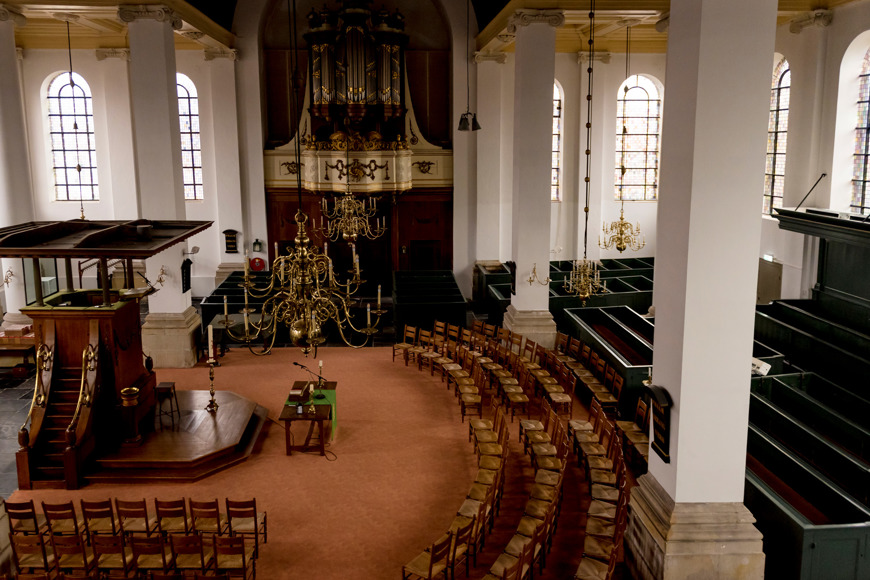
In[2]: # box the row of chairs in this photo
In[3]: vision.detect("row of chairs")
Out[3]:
[571,401,631,580]
[402,408,512,579]
[6,497,265,579]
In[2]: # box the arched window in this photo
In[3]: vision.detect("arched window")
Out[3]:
[48,72,98,201]
[765,57,790,214]
[177,73,203,201]
[552,82,563,202]
[614,75,660,201]
[853,49,870,216]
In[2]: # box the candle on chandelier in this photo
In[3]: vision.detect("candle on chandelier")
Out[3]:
[329,258,334,283]
[367,303,371,327]
[355,255,360,276]
[207,324,214,360]
[274,242,279,258]
[351,243,356,262]
[244,250,249,276]
[324,241,328,256]
[223,295,228,316]
[377,284,381,309]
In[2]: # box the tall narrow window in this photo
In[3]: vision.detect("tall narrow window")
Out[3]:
[48,72,98,201]
[614,75,660,201]
[853,49,870,216]
[552,82,563,202]
[765,57,790,214]
[177,73,203,200]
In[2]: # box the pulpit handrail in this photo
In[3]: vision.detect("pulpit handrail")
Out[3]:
[19,343,51,435]
[67,343,98,443]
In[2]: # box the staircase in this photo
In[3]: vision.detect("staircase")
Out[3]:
[28,366,80,487]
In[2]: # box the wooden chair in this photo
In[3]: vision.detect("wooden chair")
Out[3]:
[80,499,120,540]
[471,319,484,334]
[226,498,267,556]
[484,535,533,580]
[518,396,549,445]
[535,431,570,472]
[573,399,607,455]
[392,325,418,365]
[130,535,174,577]
[155,498,190,536]
[407,328,432,368]
[445,323,462,351]
[49,532,97,577]
[432,320,448,348]
[189,498,229,537]
[213,534,256,579]
[416,329,441,373]
[115,499,159,537]
[401,531,452,580]
[171,533,215,576]
[10,532,56,575]
[42,501,81,537]
[582,493,628,563]
[459,371,483,423]
[523,409,556,456]
[6,500,48,536]
[483,322,498,339]
[91,533,135,579]
[449,516,475,578]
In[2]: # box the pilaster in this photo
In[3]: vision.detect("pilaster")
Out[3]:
[502,304,556,349]
[475,52,506,262]
[141,306,201,368]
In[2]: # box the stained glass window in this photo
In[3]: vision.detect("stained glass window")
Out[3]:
[764,57,790,214]
[177,73,203,201]
[48,72,99,201]
[614,75,660,201]
[853,49,870,216]
[552,82,563,202]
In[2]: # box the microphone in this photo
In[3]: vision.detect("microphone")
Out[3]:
[293,361,308,369]
[793,173,827,212]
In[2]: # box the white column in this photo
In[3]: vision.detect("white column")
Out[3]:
[0,7,34,327]
[474,52,506,262]
[503,10,563,347]
[96,49,139,219]
[206,49,246,285]
[626,0,776,577]
[121,4,186,221]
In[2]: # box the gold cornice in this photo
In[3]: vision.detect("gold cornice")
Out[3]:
[6,0,234,49]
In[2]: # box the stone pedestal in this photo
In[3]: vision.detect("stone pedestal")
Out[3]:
[215,261,246,287]
[502,304,557,348]
[626,474,765,580]
[141,306,201,368]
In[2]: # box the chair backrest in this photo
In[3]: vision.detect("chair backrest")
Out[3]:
[130,535,169,568]
[6,499,43,535]
[155,498,189,534]
[589,350,599,371]
[638,399,650,432]
[433,320,446,341]
[452,517,474,565]
[80,499,117,537]
[213,535,249,571]
[447,324,461,344]
[533,343,548,366]
[49,533,89,567]
[603,366,616,390]
[471,319,484,334]
[42,501,80,536]
[428,531,453,577]
[568,337,582,358]
[403,325,418,344]
[170,533,207,569]
[188,498,223,535]
[460,328,473,346]
[509,333,523,354]
[115,498,153,536]
[10,532,52,571]
[225,498,258,533]
[418,329,433,349]
[555,332,569,353]
[483,322,497,338]
[92,533,130,570]
[580,344,591,364]
[595,356,607,378]
[612,375,625,400]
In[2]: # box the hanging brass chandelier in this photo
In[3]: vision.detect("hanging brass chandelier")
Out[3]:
[224,0,384,356]
[600,23,645,254]
[564,0,604,306]
[315,132,387,242]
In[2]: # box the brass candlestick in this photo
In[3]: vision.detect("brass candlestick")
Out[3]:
[205,362,219,413]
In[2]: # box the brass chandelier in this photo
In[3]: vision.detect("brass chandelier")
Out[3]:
[224,0,384,356]
[225,211,384,355]
[564,0,604,305]
[316,132,386,242]
[600,23,645,254]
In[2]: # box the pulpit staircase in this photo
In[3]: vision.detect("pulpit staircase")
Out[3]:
[17,320,101,490]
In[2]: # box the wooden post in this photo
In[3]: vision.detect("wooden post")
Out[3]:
[126,258,135,289]
[64,257,74,291]
[99,258,111,306]
[31,258,43,306]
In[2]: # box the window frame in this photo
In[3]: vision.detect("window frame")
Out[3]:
[177,73,203,201]
[614,74,661,202]
[552,82,563,202]
[47,71,99,202]
[764,57,790,215]
[853,48,870,216]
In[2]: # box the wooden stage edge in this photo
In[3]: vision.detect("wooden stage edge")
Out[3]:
[86,390,268,485]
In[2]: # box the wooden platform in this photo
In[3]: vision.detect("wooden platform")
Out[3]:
[86,390,267,484]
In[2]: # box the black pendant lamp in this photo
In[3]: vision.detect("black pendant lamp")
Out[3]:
[458,0,480,131]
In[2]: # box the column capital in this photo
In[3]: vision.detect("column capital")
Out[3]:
[0,4,26,26]
[118,5,182,30]
[203,48,239,61]
[507,9,564,35]
[95,48,131,61]
[473,51,506,65]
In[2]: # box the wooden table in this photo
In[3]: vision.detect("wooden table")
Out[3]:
[279,403,332,456]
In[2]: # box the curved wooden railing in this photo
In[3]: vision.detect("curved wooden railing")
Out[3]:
[18,322,55,448]
[66,341,98,447]
[63,320,100,488]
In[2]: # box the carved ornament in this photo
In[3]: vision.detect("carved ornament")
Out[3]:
[506,10,565,34]
[474,52,507,64]
[95,48,131,61]
[118,5,182,31]
[412,161,435,175]
[303,131,408,152]
[203,48,239,61]
[324,159,390,182]
[280,161,303,175]
[0,4,26,26]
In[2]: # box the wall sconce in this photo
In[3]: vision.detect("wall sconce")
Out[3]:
[3,268,13,287]
[252,239,263,253]
[183,246,200,257]
[527,263,551,286]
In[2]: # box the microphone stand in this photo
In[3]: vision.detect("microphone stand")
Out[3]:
[294,363,328,397]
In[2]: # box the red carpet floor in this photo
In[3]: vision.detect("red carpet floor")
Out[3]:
[9,346,617,579]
